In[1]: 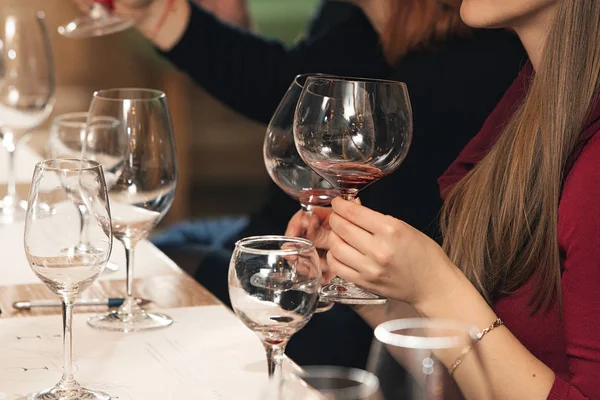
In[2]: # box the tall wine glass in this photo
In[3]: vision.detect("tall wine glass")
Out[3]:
[86,88,177,332]
[0,8,55,224]
[264,74,340,313]
[229,236,321,382]
[294,77,412,305]
[58,0,134,39]
[24,159,112,400]
[264,74,340,213]
[370,318,491,400]
[47,112,121,272]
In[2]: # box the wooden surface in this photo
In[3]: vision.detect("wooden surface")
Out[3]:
[0,256,220,319]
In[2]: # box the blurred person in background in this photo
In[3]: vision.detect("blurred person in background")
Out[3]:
[72,0,525,368]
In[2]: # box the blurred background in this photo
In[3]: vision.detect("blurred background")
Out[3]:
[21,0,321,227]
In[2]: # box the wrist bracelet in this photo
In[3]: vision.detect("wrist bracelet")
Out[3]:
[151,0,175,39]
[448,317,504,376]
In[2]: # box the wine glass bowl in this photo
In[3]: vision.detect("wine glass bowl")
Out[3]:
[229,236,321,377]
[264,74,340,212]
[294,76,412,201]
[0,8,55,224]
[85,88,177,332]
[293,76,412,305]
[58,0,134,39]
[24,159,112,400]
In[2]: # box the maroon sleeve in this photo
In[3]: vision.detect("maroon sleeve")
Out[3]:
[553,130,600,399]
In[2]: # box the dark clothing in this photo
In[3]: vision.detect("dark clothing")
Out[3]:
[154,0,526,369]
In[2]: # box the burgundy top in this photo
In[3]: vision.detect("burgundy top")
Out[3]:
[438,64,600,399]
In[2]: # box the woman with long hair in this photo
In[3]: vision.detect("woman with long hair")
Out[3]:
[289,0,600,396]
[73,0,526,368]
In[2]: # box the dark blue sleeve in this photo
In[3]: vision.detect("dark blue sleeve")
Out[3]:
[159,1,389,125]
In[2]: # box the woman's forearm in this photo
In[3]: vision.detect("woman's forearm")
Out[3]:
[414,266,555,399]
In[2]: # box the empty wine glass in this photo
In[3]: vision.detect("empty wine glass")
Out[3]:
[86,88,177,332]
[24,159,112,400]
[47,112,121,272]
[0,8,55,224]
[229,236,321,381]
[58,0,134,39]
[370,318,491,400]
[264,73,340,313]
[294,76,412,305]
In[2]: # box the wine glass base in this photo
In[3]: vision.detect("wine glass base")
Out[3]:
[320,277,387,305]
[87,309,173,332]
[26,383,110,400]
[58,15,134,39]
[0,198,27,224]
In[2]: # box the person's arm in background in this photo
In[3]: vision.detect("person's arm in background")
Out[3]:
[75,0,390,124]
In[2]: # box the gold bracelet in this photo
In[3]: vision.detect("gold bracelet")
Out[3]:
[448,318,504,376]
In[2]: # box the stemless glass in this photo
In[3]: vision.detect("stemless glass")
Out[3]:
[294,76,412,305]
[229,236,321,380]
[24,159,112,400]
[0,8,55,224]
[264,73,340,313]
[370,318,491,400]
[58,0,134,39]
[86,88,177,332]
[47,112,121,272]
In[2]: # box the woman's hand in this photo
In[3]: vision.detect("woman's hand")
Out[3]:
[327,197,461,307]
[285,207,336,283]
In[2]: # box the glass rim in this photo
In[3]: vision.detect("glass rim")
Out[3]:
[234,235,315,256]
[36,158,102,172]
[51,112,89,128]
[301,366,380,397]
[305,75,407,87]
[92,88,166,102]
[293,73,338,89]
[374,318,479,350]
[301,76,408,102]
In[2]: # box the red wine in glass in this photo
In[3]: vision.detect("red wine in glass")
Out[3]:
[310,161,384,200]
[294,76,413,305]
[58,0,134,38]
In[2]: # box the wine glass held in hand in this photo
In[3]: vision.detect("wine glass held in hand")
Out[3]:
[86,88,177,332]
[229,236,321,381]
[47,112,121,273]
[0,9,55,224]
[24,159,113,400]
[264,74,340,314]
[294,76,412,305]
[58,0,134,38]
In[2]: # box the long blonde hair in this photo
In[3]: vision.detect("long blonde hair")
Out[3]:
[380,0,469,65]
[441,1,600,312]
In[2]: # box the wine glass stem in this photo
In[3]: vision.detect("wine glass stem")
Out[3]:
[78,210,91,248]
[5,145,17,202]
[341,192,357,201]
[264,343,286,378]
[123,243,136,313]
[60,298,76,387]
